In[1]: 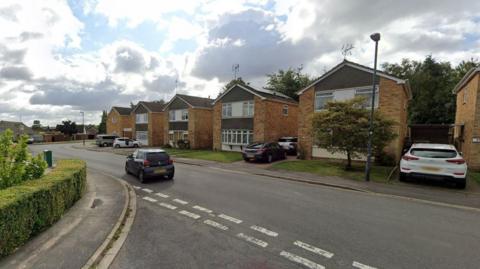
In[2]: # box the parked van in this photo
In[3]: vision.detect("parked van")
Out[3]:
[96,134,118,147]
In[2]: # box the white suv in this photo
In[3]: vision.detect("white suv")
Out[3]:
[400,143,467,188]
[113,138,141,148]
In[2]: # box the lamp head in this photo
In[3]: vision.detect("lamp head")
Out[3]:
[370,33,381,42]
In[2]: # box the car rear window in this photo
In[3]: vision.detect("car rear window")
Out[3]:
[146,152,169,162]
[410,149,457,158]
[279,138,297,142]
[247,143,265,149]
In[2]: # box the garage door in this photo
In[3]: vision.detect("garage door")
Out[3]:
[136,131,148,146]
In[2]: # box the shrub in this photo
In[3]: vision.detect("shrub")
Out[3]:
[0,159,86,257]
[0,129,47,190]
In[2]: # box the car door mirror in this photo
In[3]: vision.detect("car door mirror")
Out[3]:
[459,152,463,156]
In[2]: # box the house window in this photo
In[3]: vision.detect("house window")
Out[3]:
[463,89,468,104]
[242,101,254,117]
[315,92,334,111]
[355,88,379,109]
[169,110,175,121]
[181,110,188,121]
[282,105,288,116]
[221,129,253,145]
[222,103,232,117]
[135,113,148,124]
[111,117,117,124]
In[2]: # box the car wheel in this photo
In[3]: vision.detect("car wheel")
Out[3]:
[456,179,466,189]
[244,158,250,162]
[399,172,407,182]
[115,144,120,148]
[138,171,145,183]
[134,144,139,148]
[267,154,273,163]
[125,165,129,175]
[166,173,174,180]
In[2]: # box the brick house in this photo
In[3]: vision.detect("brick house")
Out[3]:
[131,101,166,147]
[163,94,214,149]
[297,60,412,162]
[212,84,299,152]
[106,106,133,138]
[453,67,480,170]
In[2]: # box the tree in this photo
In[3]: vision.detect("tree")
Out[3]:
[312,97,397,169]
[264,66,313,101]
[381,56,480,124]
[98,110,107,134]
[56,120,78,136]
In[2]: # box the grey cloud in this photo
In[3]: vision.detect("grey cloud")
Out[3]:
[0,66,32,80]
[0,45,27,64]
[143,74,184,93]
[19,32,44,42]
[0,4,21,22]
[114,46,146,73]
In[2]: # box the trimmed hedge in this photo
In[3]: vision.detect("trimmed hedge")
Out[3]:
[0,160,86,257]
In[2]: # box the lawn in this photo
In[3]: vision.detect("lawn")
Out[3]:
[164,149,243,163]
[469,171,480,185]
[270,159,394,183]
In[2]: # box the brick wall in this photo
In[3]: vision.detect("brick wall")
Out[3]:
[262,100,299,142]
[297,87,315,159]
[378,77,409,161]
[253,96,266,142]
[454,73,480,169]
[212,102,222,150]
[107,109,133,137]
[162,112,169,147]
[149,112,165,146]
[188,108,213,149]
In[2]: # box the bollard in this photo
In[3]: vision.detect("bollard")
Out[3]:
[43,150,53,168]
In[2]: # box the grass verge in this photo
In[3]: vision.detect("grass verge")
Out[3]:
[270,159,393,183]
[164,149,243,163]
[468,171,480,185]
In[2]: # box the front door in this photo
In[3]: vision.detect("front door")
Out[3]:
[136,131,148,146]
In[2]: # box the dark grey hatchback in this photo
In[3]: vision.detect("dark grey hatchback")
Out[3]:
[125,149,174,183]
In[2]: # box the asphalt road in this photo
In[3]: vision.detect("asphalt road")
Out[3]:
[31,144,480,269]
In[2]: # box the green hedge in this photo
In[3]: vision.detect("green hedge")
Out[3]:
[0,160,86,257]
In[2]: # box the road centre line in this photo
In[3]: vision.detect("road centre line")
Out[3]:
[353,261,377,269]
[203,219,229,231]
[142,197,157,203]
[280,251,325,269]
[155,192,169,198]
[179,210,201,219]
[250,225,278,237]
[193,205,213,213]
[141,188,153,193]
[236,233,268,248]
[173,198,189,205]
[293,240,334,258]
[218,214,243,224]
[159,202,177,210]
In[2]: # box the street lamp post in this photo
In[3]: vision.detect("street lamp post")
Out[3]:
[365,33,381,182]
[80,111,85,146]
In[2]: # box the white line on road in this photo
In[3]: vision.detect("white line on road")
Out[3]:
[293,240,334,259]
[218,214,243,224]
[173,198,188,205]
[179,210,201,219]
[141,188,153,193]
[155,192,169,198]
[250,225,278,237]
[280,251,325,269]
[142,197,157,203]
[353,261,377,269]
[203,219,229,231]
[236,233,268,248]
[159,202,177,210]
[193,205,213,214]
[132,186,141,190]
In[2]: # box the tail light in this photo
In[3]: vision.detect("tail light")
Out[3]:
[168,159,174,164]
[143,160,150,167]
[402,155,419,161]
[446,159,465,165]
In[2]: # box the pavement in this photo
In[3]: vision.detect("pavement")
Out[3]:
[22,143,480,269]
[0,169,126,269]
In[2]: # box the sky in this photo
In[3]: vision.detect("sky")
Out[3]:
[0,0,479,126]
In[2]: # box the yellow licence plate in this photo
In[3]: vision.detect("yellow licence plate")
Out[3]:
[154,168,166,174]
[421,166,440,172]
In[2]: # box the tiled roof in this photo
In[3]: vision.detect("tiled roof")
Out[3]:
[177,94,214,108]
[112,106,132,115]
[139,101,166,112]
[240,84,296,103]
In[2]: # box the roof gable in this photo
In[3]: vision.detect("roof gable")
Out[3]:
[213,84,296,104]
[453,67,480,94]
[112,106,132,115]
[164,94,214,110]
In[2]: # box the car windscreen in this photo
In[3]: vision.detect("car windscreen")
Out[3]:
[410,148,457,158]
[146,152,169,162]
[247,143,265,149]
[279,138,292,142]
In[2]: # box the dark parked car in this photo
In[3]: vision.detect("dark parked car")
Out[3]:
[242,142,286,163]
[125,149,174,183]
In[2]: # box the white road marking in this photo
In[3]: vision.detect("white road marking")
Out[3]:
[142,197,157,203]
[353,261,377,269]
[250,225,278,237]
[236,233,268,248]
[218,214,243,224]
[132,186,141,190]
[142,188,153,193]
[193,205,213,214]
[293,240,334,259]
[173,198,188,205]
[203,219,229,231]
[280,251,325,269]
[159,202,177,210]
[155,192,169,198]
[179,210,201,219]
